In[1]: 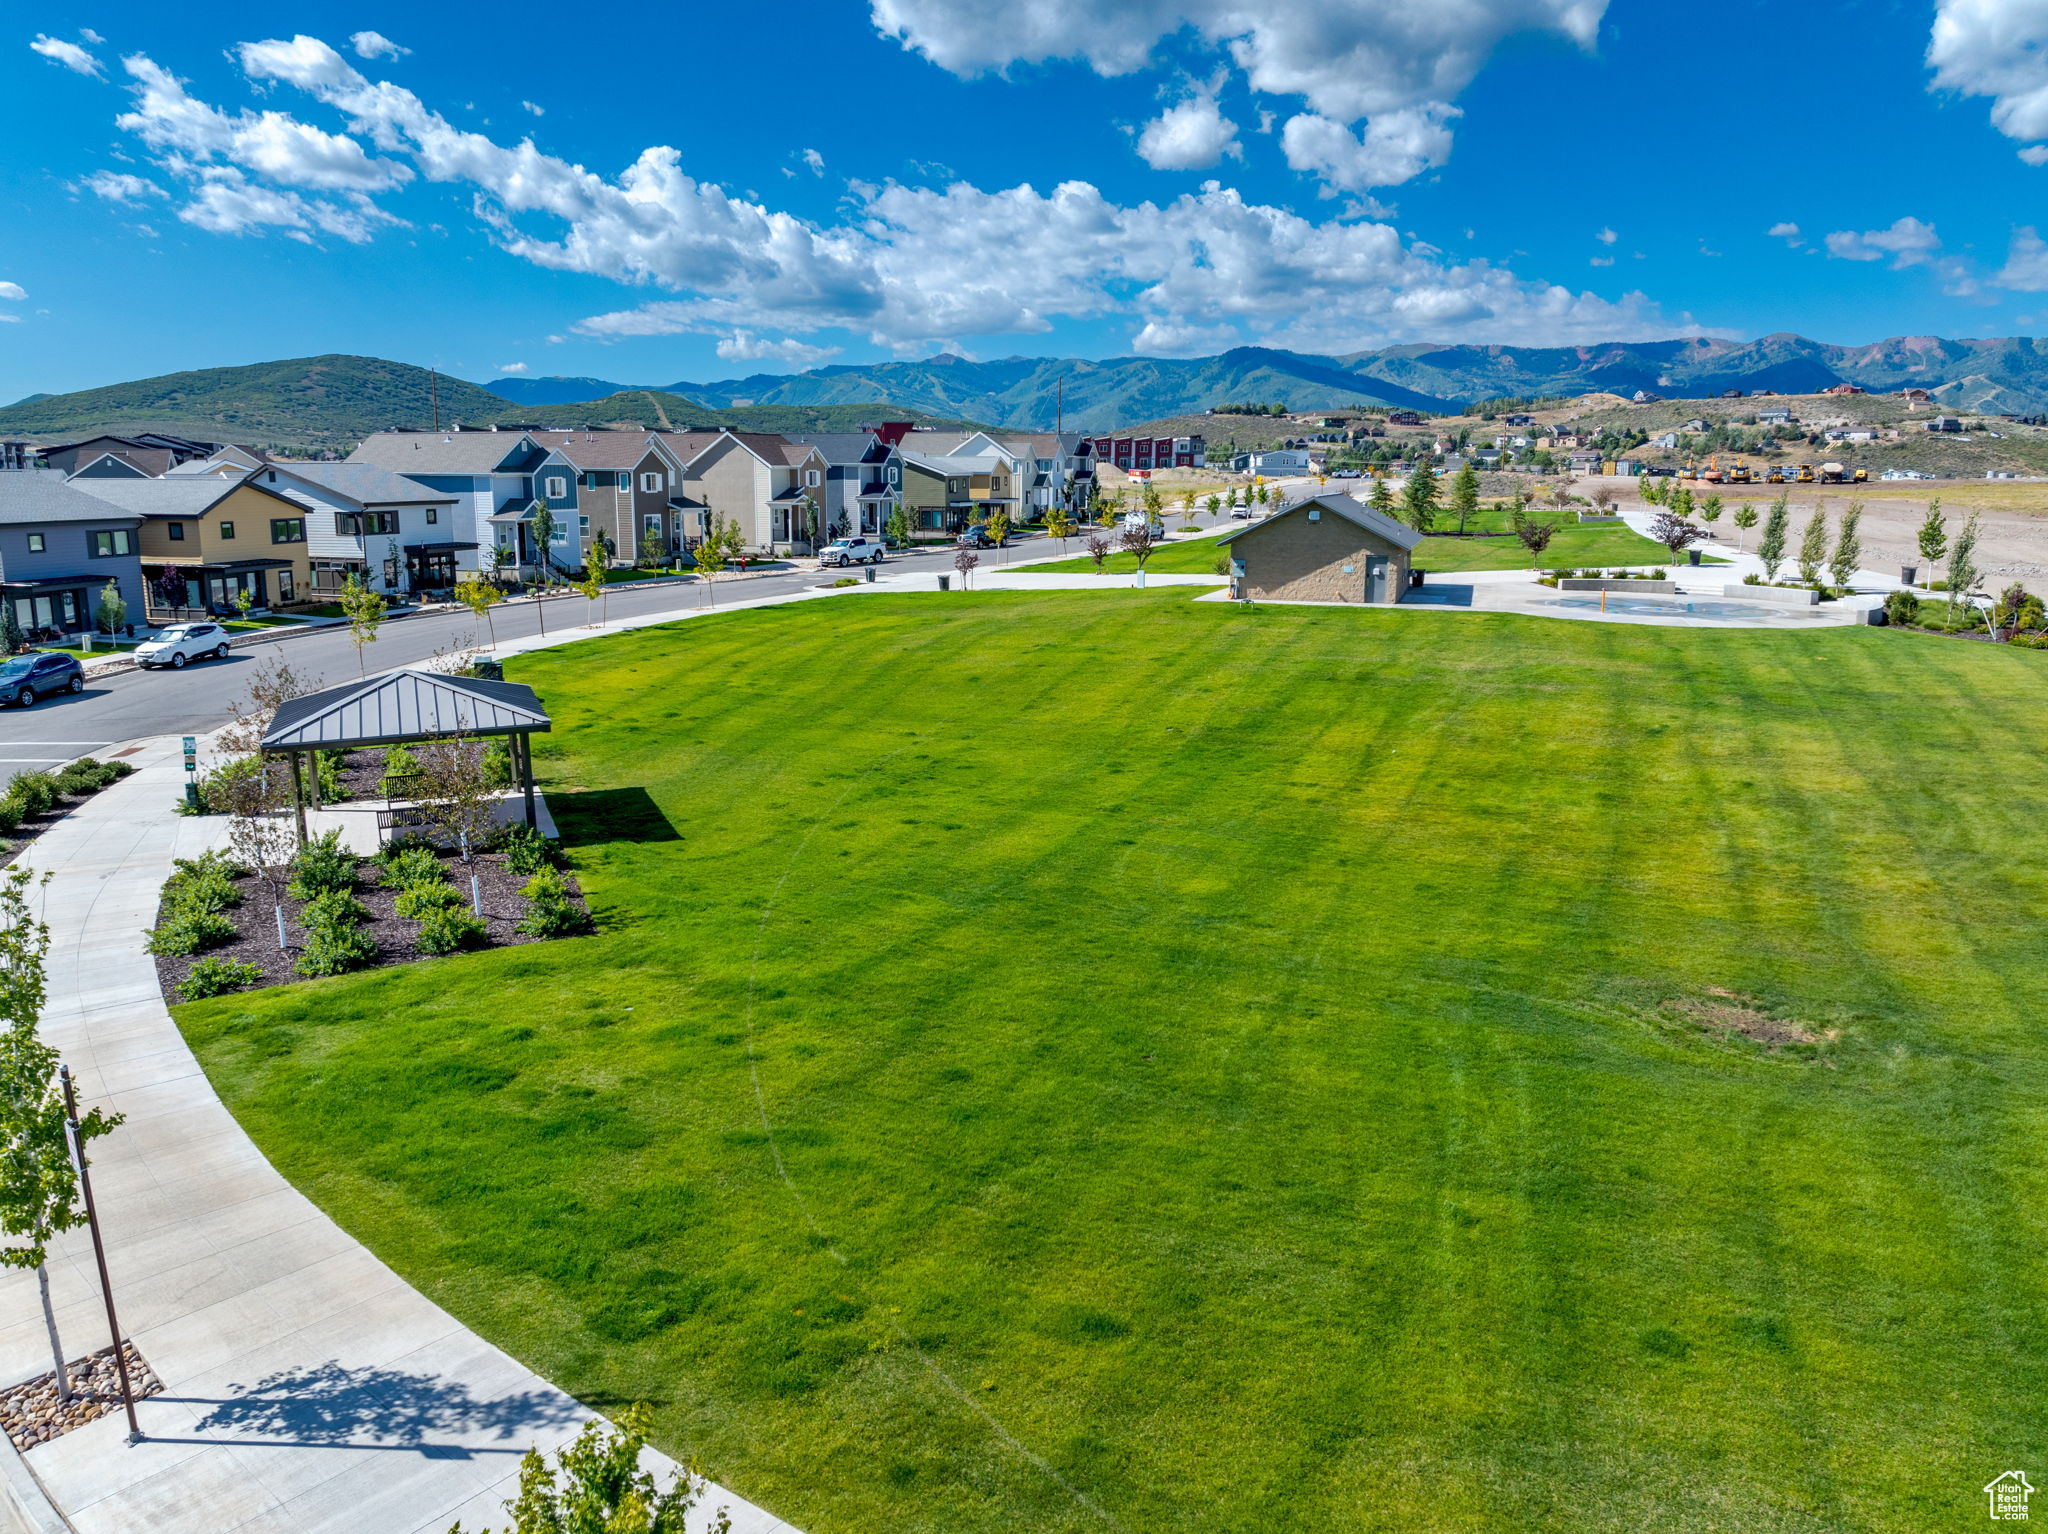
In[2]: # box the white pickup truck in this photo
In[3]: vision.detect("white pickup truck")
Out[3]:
[819,536,887,567]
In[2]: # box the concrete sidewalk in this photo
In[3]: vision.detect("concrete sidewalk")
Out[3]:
[0,738,793,1534]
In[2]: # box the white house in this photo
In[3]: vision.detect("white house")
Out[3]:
[254,462,465,597]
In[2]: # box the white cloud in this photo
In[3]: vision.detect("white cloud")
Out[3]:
[1767,220,1803,247]
[2023,144,2048,165]
[1136,93,1241,170]
[497,361,530,373]
[0,315,19,324]
[31,33,102,77]
[1998,225,2048,290]
[1929,0,2048,149]
[800,147,825,175]
[870,0,1607,191]
[1595,225,1616,244]
[80,170,165,202]
[714,332,843,366]
[350,31,408,60]
[79,28,104,44]
[1589,255,1613,267]
[0,282,25,301]
[96,31,1693,359]
[1823,217,1940,268]
[521,100,545,116]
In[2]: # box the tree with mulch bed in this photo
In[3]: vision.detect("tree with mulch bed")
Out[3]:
[0,867,121,1405]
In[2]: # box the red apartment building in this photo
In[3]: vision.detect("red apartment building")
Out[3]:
[1089,434,1206,471]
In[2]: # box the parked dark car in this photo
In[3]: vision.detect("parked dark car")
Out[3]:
[957,525,1001,549]
[0,651,84,708]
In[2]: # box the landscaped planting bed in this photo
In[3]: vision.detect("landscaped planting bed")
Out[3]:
[176,592,2048,1533]
[148,830,590,1002]
[0,757,137,861]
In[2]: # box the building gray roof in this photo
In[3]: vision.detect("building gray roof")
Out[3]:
[782,432,881,464]
[262,669,550,751]
[264,462,458,507]
[1214,493,1424,551]
[349,430,541,475]
[62,473,259,520]
[0,469,147,525]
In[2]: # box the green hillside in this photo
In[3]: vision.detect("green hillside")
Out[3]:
[0,354,510,450]
[503,390,992,435]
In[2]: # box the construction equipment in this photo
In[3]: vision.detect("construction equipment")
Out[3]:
[1796,463,1815,483]
[1819,462,1850,484]
[1680,461,1699,479]
[1765,465,1786,484]
[1726,460,1755,484]
[1853,467,1869,483]
[1701,455,1725,484]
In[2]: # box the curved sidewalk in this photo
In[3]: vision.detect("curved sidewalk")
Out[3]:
[0,738,792,1534]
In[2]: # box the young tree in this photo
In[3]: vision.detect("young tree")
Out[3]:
[1647,510,1704,563]
[531,501,558,586]
[693,517,729,606]
[0,606,22,656]
[1756,496,1790,581]
[1946,511,1984,625]
[1699,493,1724,530]
[1797,502,1830,586]
[951,546,979,589]
[338,572,387,677]
[411,736,502,861]
[153,565,187,615]
[1731,502,1759,550]
[1044,507,1074,551]
[0,868,122,1403]
[1548,475,1577,513]
[1367,474,1398,521]
[637,524,665,570]
[1830,501,1864,591]
[985,509,1010,547]
[1084,533,1113,573]
[455,577,503,648]
[1140,480,1163,517]
[1511,511,1558,567]
[1916,499,1947,583]
[488,544,516,588]
[1447,460,1480,534]
[233,585,256,623]
[95,580,128,637]
[588,527,615,573]
[884,500,911,549]
[1401,463,1439,531]
[576,566,605,628]
[1118,523,1158,574]
[448,1402,726,1534]
[1590,486,1618,516]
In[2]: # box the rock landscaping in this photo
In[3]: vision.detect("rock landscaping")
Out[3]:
[0,1342,162,1451]
[148,826,592,1003]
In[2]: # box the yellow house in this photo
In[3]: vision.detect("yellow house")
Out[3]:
[68,476,316,612]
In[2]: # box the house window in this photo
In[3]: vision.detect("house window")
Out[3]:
[640,471,663,493]
[805,469,820,488]
[25,534,43,553]
[167,522,185,541]
[92,529,134,557]
[270,518,306,543]
[617,472,630,490]
[218,521,236,541]
[544,475,568,500]
[948,478,967,494]
[426,508,438,524]
[277,571,295,603]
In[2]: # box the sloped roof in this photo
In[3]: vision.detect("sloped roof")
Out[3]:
[1214,493,1424,551]
[781,432,881,464]
[268,462,459,506]
[0,469,148,525]
[725,432,821,467]
[530,430,666,470]
[67,474,299,519]
[262,669,550,750]
[348,430,542,475]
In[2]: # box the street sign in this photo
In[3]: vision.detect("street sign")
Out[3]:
[181,735,196,771]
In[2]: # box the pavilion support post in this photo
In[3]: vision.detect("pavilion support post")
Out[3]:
[518,733,537,831]
[308,746,322,811]
[286,752,308,849]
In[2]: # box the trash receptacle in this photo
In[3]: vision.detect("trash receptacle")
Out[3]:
[1409,568,1425,589]
[1688,548,1701,565]
[1901,564,1919,586]
[938,574,951,591]
[864,565,876,583]
[472,657,504,680]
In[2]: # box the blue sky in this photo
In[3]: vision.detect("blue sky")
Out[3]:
[6,0,2048,401]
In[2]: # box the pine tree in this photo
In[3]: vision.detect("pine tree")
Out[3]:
[1447,460,1480,534]
[1757,496,1790,582]
[1830,501,1863,591]
[1368,475,1397,520]
[1401,463,1439,531]
[1916,499,1947,585]
[1797,503,1830,586]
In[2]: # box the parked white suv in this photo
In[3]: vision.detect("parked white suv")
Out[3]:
[136,622,231,670]
[819,536,887,567]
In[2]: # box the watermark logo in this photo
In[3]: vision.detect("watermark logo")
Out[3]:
[1986,1471,2034,1520]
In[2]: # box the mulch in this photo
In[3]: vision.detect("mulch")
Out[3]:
[0,746,146,867]
[150,844,591,1001]
[1,1341,163,1451]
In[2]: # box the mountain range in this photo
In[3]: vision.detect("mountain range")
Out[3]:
[9,334,2048,450]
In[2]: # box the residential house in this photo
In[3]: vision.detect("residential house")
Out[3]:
[38,433,223,478]
[252,463,464,596]
[1683,417,1709,432]
[1087,433,1204,471]
[1825,426,1882,444]
[1502,413,1534,427]
[1632,390,1661,403]
[1248,448,1312,476]
[0,469,148,636]
[1926,416,1964,433]
[69,473,316,612]
[664,432,827,554]
[347,428,552,573]
[1824,383,1865,395]
[1757,407,1796,426]
[1386,410,1424,426]
[1566,450,1603,473]
[783,432,899,538]
[523,430,692,570]
[1651,431,1680,449]
[1216,493,1422,604]
[896,449,1020,540]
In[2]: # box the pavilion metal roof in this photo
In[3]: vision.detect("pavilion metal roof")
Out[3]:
[261,669,550,751]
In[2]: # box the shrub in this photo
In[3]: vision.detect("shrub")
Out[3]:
[295,924,377,976]
[192,755,262,815]
[146,911,237,956]
[383,845,448,889]
[416,906,487,955]
[497,825,564,877]
[300,887,370,931]
[287,830,357,900]
[6,773,59,817]
[1884,589,1922,627]
[481,741,513,790]
[0,801,20,837]
[176,957,263,1001]
[517,866,591,937]
[379,742,419,798]
[394,881,464,919]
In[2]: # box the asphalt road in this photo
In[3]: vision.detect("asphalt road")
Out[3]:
[0,534,1082,765]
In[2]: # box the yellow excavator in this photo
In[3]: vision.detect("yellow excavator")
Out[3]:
[1726,460,1755,484]
[1701,455,1724,484]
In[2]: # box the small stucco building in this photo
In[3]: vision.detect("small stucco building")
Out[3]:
[1217,493,1423,604]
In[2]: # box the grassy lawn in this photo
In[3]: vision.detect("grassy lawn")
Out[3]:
[224,615,306,631]
[1017,522,1726,576]
[177,593,2048,1533]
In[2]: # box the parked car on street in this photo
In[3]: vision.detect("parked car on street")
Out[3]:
[1333,468,1363,478]
[1230,505,1255,518]
[135,621,231,670]
[1120,512,1168,539]
[819,536,887,567]
[0,651,83,707]
[957,525,1002,549]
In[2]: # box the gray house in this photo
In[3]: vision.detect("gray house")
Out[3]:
[0,469,148,637]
